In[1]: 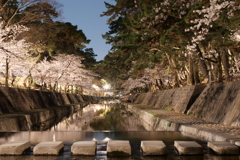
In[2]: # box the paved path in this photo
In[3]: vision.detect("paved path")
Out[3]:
[131,104,240,137]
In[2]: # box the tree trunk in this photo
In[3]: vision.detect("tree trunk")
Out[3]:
[219,49,231,81]
[165,53,181,88]
[5,57,9,87]
[215,52,223,82]
[187,55,194,85]
[53,83,57,92]
[231,49,240,72]
[173,71,180,88]
[196,44,208,78]
[155,79,164,90]
[193,63,200,84]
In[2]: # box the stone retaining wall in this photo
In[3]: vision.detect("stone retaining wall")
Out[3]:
[0,86,97,114]
[0,87,98,131]
[128,85,205,113]
[128,81,240,127]
[127,104,240,143]
[187,82,240,127]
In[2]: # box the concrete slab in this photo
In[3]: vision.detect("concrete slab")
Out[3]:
[0,141,31,155]
[174,141,203,155]
[33,141,64,155]
[208,141,239,155]
[71,141,97,155]
[107,140,131,156]
[141,141,166,156]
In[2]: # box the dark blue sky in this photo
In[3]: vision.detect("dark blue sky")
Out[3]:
[57,0,115,61]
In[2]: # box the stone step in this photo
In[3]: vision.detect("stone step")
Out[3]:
[0,141,31,155]
[107,140,131,156]
[0,140,239,157]
[33,141,64,155]
[141,140,166,156]
[208,141,239,155]
[174,141,203,155]
[71,141,97,155]
[235,141,240,147]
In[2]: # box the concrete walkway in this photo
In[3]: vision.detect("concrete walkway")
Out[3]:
[127,104,240,143]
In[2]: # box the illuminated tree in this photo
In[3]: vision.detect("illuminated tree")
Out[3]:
[101,0,240,93]
[31,54,99,94]
[0,24,32,87]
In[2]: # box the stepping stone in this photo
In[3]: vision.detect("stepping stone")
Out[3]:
[0,141,31,155]
[235,141,240,147]
[33,141,64,155]
[208,141,239,155]
[141,141,166,156]
[107,140,131,156]
[174,141,203,155]
[71,141,97,155]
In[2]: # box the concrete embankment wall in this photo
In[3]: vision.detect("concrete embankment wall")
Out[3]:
[129,85,205,113]
[0,86,98,131]
[127,104,239,142]
[187,82,240,127]
[128,81,240,127]
[0,86,97,114]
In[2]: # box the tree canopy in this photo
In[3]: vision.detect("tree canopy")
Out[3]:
[1,0,240,96]
[0,0,99,94]
[98,0,240,95]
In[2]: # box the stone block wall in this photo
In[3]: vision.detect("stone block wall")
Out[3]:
[0,86,97,114]
[128,85,205,113]
[0,87,98,131]
[187,82,240,127]
[128,81,240,127]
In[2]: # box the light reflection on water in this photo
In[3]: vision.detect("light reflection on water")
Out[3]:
[0,103,239,159]
[49,103,147,132]
[0,131,239,160]
[0,131,189,145]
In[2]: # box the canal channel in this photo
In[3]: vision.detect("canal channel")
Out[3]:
[0,102,239,159]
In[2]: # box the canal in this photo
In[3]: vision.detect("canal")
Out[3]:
[0,102,239,159]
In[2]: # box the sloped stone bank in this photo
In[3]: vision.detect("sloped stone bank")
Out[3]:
[128,85,205,113]
[127,104,240,143]
[187,81,240,127]
[128,81,240,127]
[0,87,98,131]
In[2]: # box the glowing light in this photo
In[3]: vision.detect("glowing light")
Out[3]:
[92,84,99,89]
[102,137,111,141]
[103,84,110,90]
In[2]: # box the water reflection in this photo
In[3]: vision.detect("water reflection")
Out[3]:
[50,104,147,131]
[0,131,239,160]
[0,103,239,159]
[0,131,195,145]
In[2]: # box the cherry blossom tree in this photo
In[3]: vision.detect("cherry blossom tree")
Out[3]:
[121,64,176,95]
[31,54,99,94]
[0,23,33,87]
[102,0,240,93]
[184,0,240,82]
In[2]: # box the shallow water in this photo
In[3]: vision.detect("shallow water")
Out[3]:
[0,131,239,160]
[0,103,239,160]
[49,103,147,132]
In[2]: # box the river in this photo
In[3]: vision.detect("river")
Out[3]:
[0,103,238,160]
